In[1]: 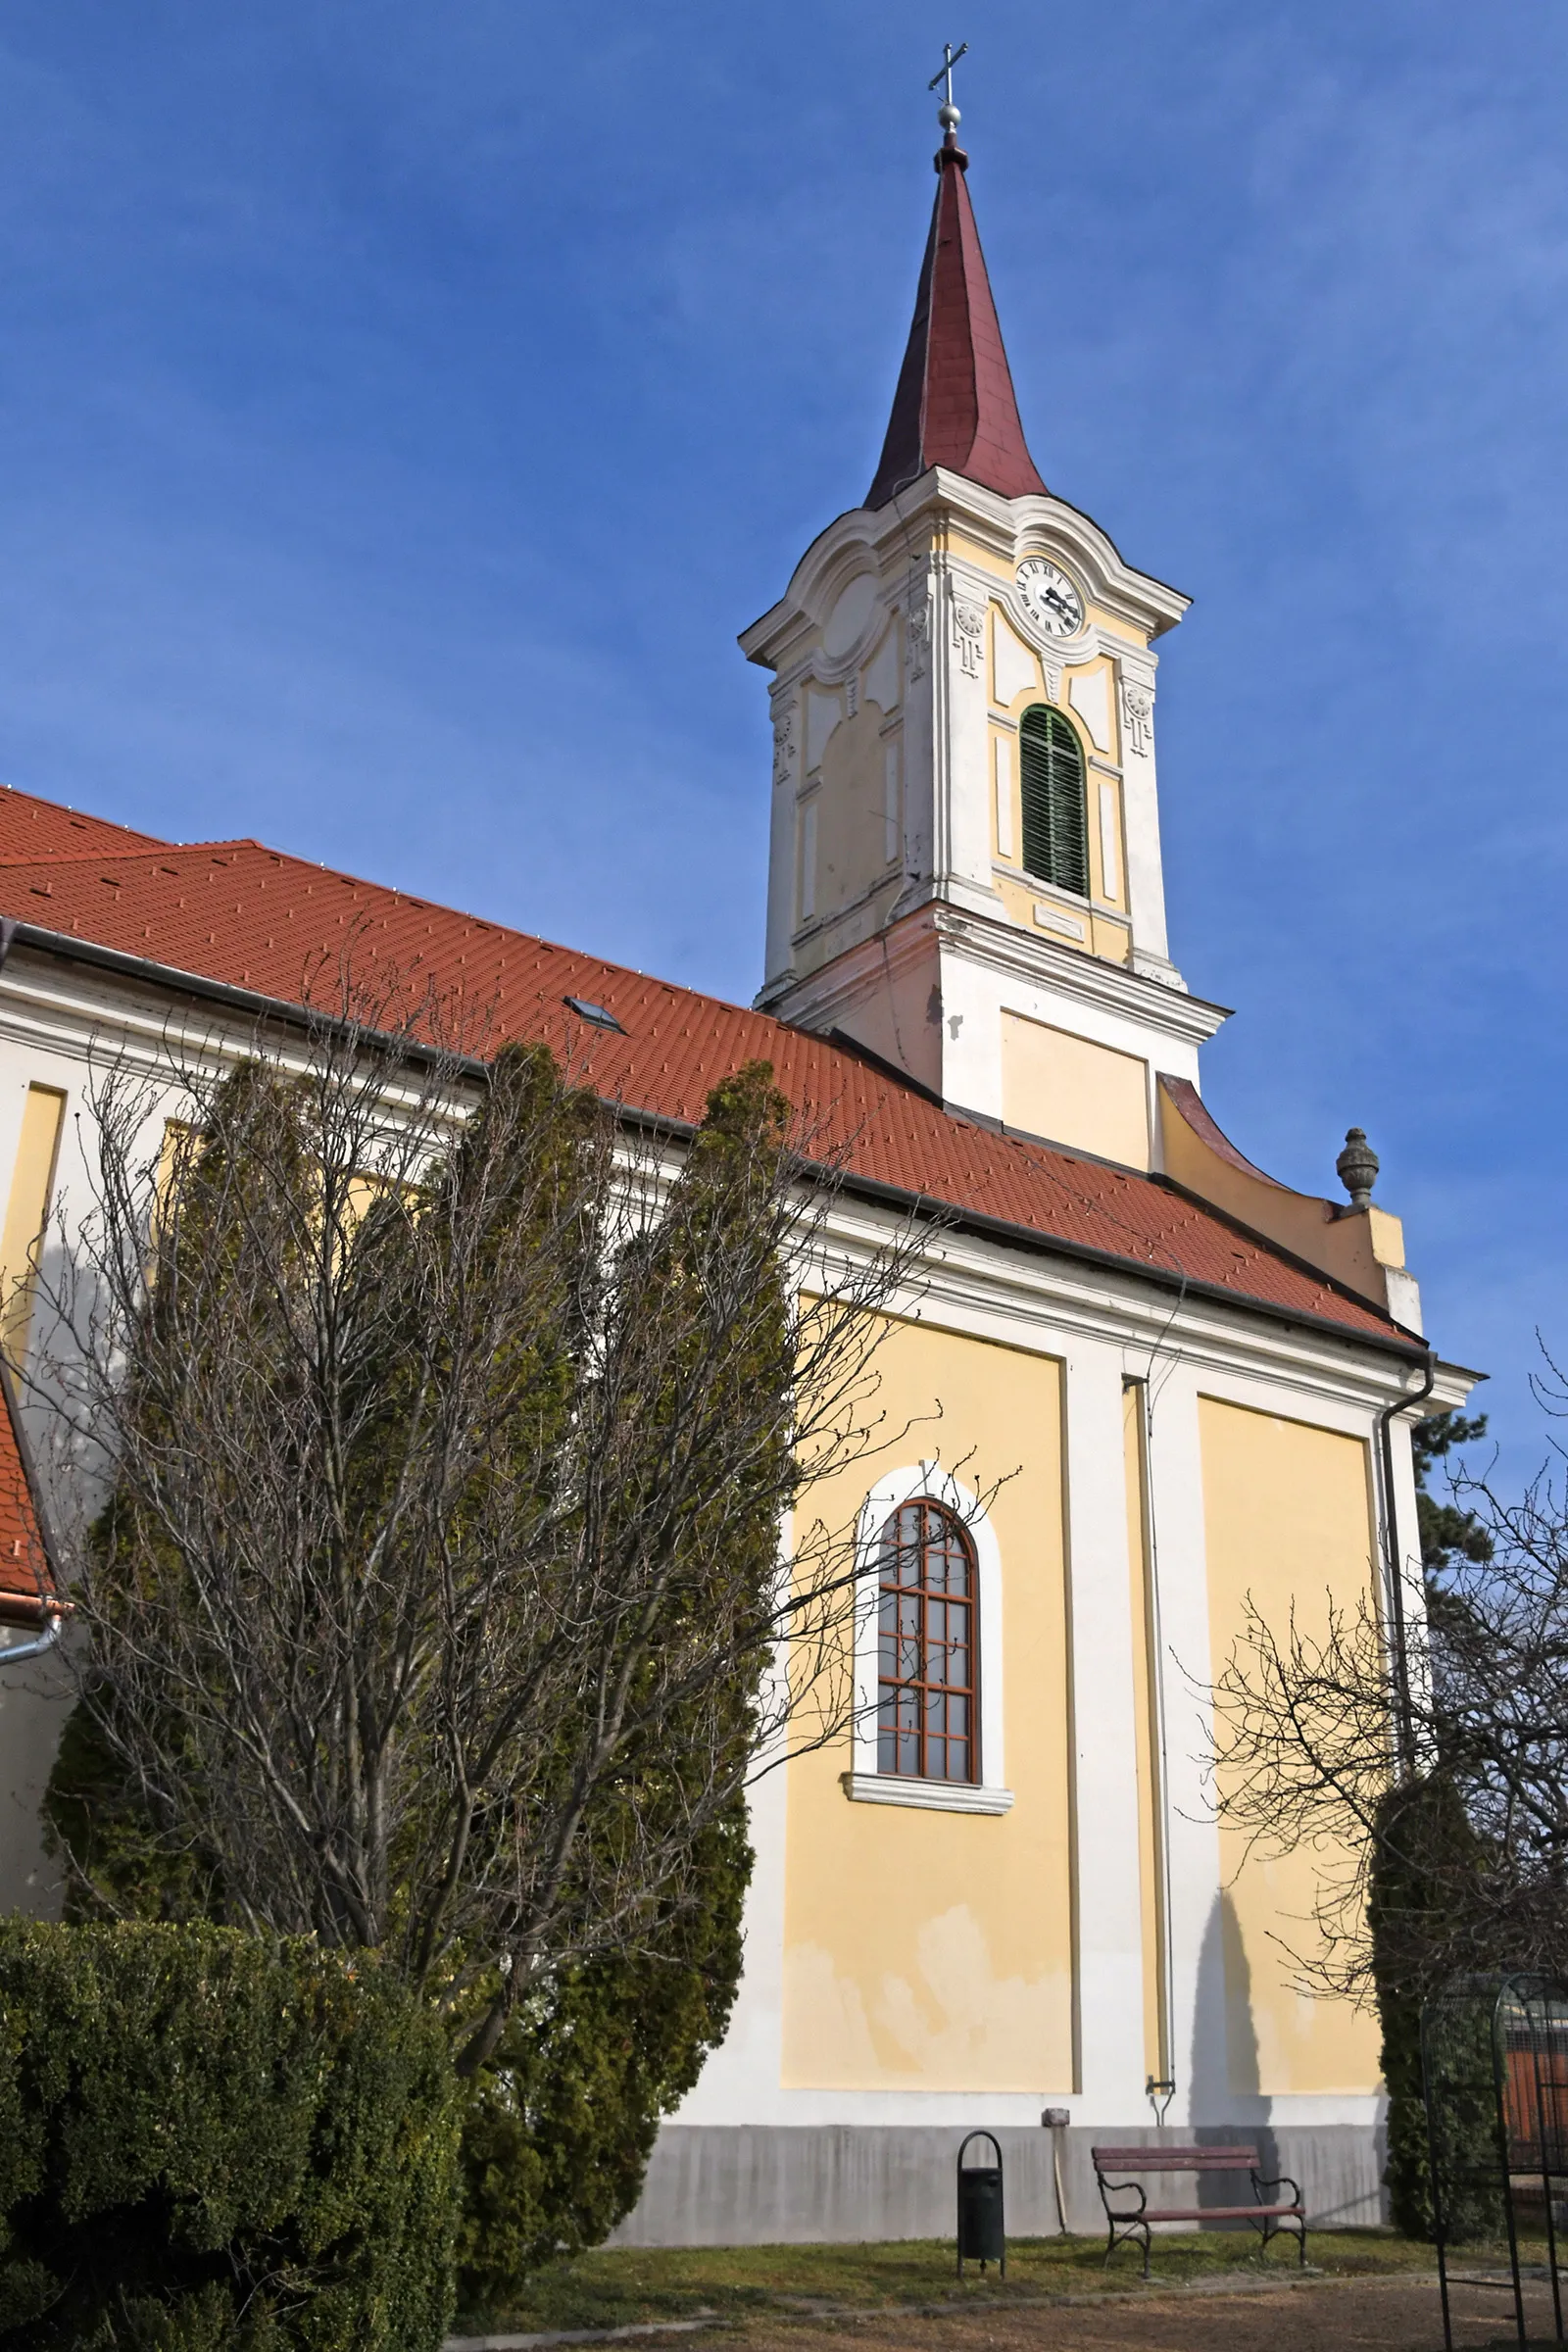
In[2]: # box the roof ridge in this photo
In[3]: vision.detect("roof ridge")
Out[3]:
[2,813,779,1032]
[0,786,1405,1347]
[0,785,172,845]
[0,837,268,871]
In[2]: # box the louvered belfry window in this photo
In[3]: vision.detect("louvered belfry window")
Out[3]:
[877,1498,977,1783]
[1019,704,1088,897]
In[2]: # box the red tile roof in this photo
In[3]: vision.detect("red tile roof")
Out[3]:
[0,784,1406,1347]
[866,137,1048,511]
[0,784,169,866]
[0,1369,56,1626]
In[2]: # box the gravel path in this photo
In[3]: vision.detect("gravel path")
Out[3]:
[728,2271,1562,2352]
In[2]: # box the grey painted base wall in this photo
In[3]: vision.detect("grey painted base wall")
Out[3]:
[609,2124,1388,2248]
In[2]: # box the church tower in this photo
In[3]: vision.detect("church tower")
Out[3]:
[742,105,1226,1174]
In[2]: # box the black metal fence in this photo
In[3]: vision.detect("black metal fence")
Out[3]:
[1421,1972,1568,2348]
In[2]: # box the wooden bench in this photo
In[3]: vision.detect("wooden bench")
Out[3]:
[1091,2143,1307,2277]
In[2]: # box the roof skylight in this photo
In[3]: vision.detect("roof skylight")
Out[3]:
[564,995,625,1034]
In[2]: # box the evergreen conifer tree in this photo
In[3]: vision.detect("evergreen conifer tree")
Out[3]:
[39,1018,902,2280]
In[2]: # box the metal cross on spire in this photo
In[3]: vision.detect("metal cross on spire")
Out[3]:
[928,40,968,129]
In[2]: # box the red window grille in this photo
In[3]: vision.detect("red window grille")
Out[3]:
[876,1497,977,1783]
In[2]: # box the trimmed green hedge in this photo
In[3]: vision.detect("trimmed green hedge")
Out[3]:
[0,1920,461,2350]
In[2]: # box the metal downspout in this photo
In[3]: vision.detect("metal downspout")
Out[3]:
[0,1611,63,1667]
[1378,1348,1437,1774]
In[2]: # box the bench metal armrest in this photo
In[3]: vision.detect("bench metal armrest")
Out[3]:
[1098,2179,1148,2220]
[1250,2171,1302,2209]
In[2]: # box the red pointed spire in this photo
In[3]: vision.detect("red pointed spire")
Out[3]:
[866,134,1047,511]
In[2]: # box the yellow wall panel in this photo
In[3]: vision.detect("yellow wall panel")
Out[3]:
[1088,915,1133,965]
[0,1084,65,1360]
[1001,1011,1150,1168]
[814,706,896,924]
[782,1316,1072,2092]
[1199,1396,1383,2095]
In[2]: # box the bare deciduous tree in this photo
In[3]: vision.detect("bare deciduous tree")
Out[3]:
[1210,1409,1568,2001]
[29,973,924,2071]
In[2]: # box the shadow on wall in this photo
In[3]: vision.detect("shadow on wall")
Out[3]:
[1219,1888,1261,2101]
[0,1640,71,1919]
[1190,1888,1282,2213]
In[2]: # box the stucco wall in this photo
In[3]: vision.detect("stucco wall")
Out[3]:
[1199,1396,1383,2097]
[781,1314,1072,2094]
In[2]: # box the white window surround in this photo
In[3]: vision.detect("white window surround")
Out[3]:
[840,1772,1013,1815]
[845,1460,1011,1815]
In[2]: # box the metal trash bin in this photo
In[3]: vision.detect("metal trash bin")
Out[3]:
[956,2130,1005,2278]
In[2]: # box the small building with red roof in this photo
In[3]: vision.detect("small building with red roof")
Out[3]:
[0,99,1474,2243]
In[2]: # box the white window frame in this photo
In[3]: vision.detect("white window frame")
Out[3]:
[843,1460,1012,1815]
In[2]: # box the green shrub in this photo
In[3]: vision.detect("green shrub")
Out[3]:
[0,1920,460,2350]
[46,1701,752,2310]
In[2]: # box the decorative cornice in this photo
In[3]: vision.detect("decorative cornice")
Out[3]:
[926,474,1190,633]
[930,901,1227,1042]
[774,900,937,1019]
[740,476,1190,675]
[1132,948,1188,990]
[944,547,1144,678]
[772,897,1229,1054]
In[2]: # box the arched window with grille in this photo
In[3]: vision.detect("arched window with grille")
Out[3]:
[1019,704,1088,897]
[876,1497,977,1783]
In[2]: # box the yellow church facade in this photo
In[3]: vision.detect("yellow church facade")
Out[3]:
[601,111,1471,2238]
[0,108,1473,2242]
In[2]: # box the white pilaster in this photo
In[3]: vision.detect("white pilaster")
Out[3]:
[762,689,801,993]
[938,563,1005,915]
[1060,1336,1147,2110]
[1384,1393,1429,1701]
[674,1739,790,2122]
[1115,653,1174,975]
[1135,1361,1225,2125]
[890,564,938,911]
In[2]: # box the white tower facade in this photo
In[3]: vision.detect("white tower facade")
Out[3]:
[742,124,1228,1173]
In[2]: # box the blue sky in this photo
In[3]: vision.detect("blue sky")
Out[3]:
[2,1,1565,1480]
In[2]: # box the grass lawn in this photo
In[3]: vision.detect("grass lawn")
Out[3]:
[456,2227,1464,2337]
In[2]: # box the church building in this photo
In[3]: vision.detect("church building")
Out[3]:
[0,103,1474,2241]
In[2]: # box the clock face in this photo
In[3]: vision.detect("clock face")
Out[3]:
[1015,557,1085,639]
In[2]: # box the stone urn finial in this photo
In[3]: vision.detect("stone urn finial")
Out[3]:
[1336,1127,1380,1211]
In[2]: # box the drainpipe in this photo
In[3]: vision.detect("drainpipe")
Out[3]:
[1377,1348,1436,1774]
[0,1608,63,1667]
